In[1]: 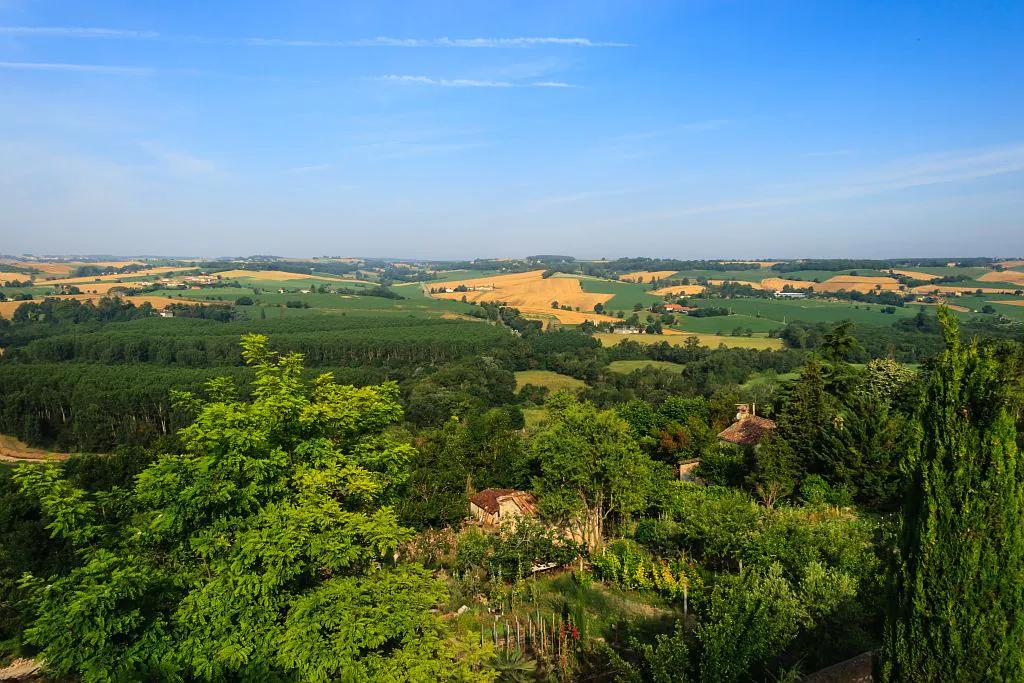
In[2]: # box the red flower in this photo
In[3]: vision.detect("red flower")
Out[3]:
[571,626,579,639]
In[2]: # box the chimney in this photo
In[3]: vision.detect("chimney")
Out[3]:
[735,403,750,421]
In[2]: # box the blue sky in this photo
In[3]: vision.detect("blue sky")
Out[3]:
[1,0,1022,259]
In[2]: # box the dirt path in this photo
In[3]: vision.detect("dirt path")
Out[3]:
[0,435,71,464]
[0,658,41,681]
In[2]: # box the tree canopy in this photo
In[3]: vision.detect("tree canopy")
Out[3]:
[16,334,490,682]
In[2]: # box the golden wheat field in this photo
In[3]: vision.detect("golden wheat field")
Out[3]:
[48,267,188,285]
[912,284,1020,295]
[430,270,622,323]
[18,261,145,279]
[890,269,942,281]
[708,279,765,290]
[595,331,783,350]
[978,270,1024,285]
[0,272,29,282]
[813,275,903,293]
[759,278,812,291]
[210,269,366,284]
[0,293,207,319]
[620,270,679,283]
[997,261,1024,269]
[651,284,707,296]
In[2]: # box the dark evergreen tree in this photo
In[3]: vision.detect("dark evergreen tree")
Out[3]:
[882,309,1024,681]
[776,355,833,475]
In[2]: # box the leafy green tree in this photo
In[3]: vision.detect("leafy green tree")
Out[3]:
[531,391,656,550]
[882,309,1024,681]
[745,434,798,507]
[17,335,491,682]
[696,563,803,683]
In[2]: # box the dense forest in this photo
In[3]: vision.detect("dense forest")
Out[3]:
[1,298,1023,681]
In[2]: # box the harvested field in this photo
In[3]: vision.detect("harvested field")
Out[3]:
[978,270,1024,285]
[815,275,903,293]
[0,434,71,463]
[65,281,156,294]
[0,293,207,318]
[912,284,1020,295]
[214,269,365,283]
[759,278,813,291]
[620,270,678,283]
[891,269,942,281]
[132,295,207,309]
[723,261,781,267]
[595,331,783,350]
[709,279,764,289]
[0,271,31,282]
[17,260,144,279]
[651,284,706,296]
[48,266,187,285]
[520,309,620,324]
[431,270,617,323]
[998,260,1024,268]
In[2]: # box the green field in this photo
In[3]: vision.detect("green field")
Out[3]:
[670,313,781,335]
[740,369,801,390]
[514,370,587,392]
[572,277,662,311]
[149,284,478,317]
[688,298,920,325]
[949,296,1024,322]
[595,332,784,350]
[608,359,685,373]
[667,269,767,283]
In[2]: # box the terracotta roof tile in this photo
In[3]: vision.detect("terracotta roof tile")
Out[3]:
[469,488,537,516]
[717,415,776,446]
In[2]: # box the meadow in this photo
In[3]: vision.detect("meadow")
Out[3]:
[608,359,685,373]
[595,332,784,350]
[687,297,921,325]
[514,370,587,393]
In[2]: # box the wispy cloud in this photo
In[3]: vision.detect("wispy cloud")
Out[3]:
[804,149,858,157]
[349,37,629,48]
[681,119,729,131]
[139,142,215,175]
[282,164,333,174]
[622,143,1024,221]
[0,60,154,75]
[0,26,629,48]
[0,26,159,39]
[524,192,598,212]
[377,74,572,88]
[383,142,492,159]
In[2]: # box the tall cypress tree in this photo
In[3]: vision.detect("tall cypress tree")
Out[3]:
[882,308,1024,681]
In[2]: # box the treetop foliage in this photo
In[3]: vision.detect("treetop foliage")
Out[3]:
[15,334,492,682]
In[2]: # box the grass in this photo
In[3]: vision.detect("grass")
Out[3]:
[688,297,920,325]
[608,360,685,373]
[522,407,547,430]
[740,370,801,390]
[574,278,662,311]
[669,313,781,335]
[515,370,587,393]
[594,332,784,350]
[947,295,1024,322]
